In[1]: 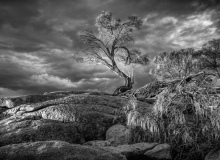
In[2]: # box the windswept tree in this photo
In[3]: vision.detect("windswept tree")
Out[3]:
[150,48,200,81]
[196,39,220,77]
[79,11,149,95]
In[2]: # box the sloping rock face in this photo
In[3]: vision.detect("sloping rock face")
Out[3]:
[0,94,130,146]
[5,94,127,116]
[0,91,164,160]
[0,91,111,109]
[104,142,173,160]
[144,143,171,159]
[0,140,127,160]
[43,90,111,96]
[0,94,64,108]
[0,115,84,147]
[106,142,158,157]
[83,140,111,147]
[83,140,172,160]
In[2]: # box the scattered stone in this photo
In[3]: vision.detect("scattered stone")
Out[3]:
[106,124,132,146]
[0,140,127,160]
[144,143,171,160]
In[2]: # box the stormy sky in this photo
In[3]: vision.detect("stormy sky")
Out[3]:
[0,0,219,97]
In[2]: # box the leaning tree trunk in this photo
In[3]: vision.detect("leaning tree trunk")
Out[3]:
[109,59,134,96]
[112,76,133,96]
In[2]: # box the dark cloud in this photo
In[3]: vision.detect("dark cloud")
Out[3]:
[0,0,40,28]
[0,0,219,96]
[192,0,220,10]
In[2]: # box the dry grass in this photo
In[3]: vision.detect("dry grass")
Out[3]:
[126,73,220,160]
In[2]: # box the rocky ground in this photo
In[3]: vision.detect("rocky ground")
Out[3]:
[0,90,217,160]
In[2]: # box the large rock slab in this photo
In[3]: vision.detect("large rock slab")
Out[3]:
[106,142,158,157]
[5,95,128,115]
[0,91,110,109]
[1,94,153,146]
[144,143,171,159]
[83,140,111,147]
[1,95,140,146]
[106,124,132,146]
[0,140,127,160]
[0,94,66,108]
[0,115,84,147]
[43,90,111,96]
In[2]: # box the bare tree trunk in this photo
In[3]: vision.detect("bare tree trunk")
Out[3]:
[112,76,134,96]
[108,57,134,96]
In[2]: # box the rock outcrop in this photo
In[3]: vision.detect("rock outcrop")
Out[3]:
[106,142,158,157]
[83,140,111,147]
[0,140,127,160]
[0,94,133,146]
[0,91,111,109]
[0,115,84,147]
[0,94,64,108]
[43,90,111,96]
[0,91,171,160]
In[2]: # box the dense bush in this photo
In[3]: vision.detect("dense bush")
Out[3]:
[126,72,220,160]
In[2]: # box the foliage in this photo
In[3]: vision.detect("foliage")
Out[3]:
[195,39,220,77]
[79,11,149,91]
[150,48,200,81]
[126,72,220,160]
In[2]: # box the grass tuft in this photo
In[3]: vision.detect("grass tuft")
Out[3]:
[126,74,220,160]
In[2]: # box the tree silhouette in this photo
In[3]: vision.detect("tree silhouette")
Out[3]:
[79,11,149,95]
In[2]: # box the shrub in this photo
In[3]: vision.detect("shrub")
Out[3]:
[126,72,220,160]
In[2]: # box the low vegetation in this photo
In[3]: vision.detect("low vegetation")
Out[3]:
[125,39,220,160]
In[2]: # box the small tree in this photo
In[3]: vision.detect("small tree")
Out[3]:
[79,11,149,95]
[196,39,220,77]
[151,48,200,81]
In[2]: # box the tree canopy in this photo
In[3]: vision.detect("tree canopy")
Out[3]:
[79,11,149,95]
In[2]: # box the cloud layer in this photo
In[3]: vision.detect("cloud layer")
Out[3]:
[0,0,219,96]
